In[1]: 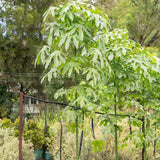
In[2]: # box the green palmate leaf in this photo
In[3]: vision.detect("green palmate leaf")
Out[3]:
[65,36,71,51]
[47,27,54,46]
[78,26,84,41]
[68,11,74,21]
[90,48,104,68]
[41,68,58,83]
[48,70,53,82]
[73,96,89,108]
[43,6,58,21]
[63,107,77,123]
[35,45,50,66]
[45,50,65,69]
[86,87,97,98]
[83,67,101,85]
[68,122,76,134]
[90,139,105,153]
[129,117,143,128]
[108,53,114,61]
[54,88,66,100]
[62,61,81,77]
[73,35,79,49]
[59,35,66,47]
[68,26,77,36]
[94,14,100,28]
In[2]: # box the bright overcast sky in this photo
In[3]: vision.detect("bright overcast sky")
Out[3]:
[0,0,5,10]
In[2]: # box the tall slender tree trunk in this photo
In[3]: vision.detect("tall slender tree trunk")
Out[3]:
[74,48,79,160]
[142,116,146,160]
[142,80,146,160]
[76,115,79,160]
[153,123,156,157]
[114,92,118,160]
[113,54,118,160]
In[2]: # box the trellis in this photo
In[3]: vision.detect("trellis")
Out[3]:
[18,92,157,160]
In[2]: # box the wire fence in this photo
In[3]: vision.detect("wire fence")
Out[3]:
[17,93,159,160]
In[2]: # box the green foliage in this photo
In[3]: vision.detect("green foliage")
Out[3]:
[35,1,109,84]
[90,139,105,153]
[23,119,45,150]
[0,84,14,119]
[105,0,160,48]
[0,128,35,160]
[0,0,69,99]
[1,118,13,129]
[35,0,160,159]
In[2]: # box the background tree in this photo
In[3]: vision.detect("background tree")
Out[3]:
[0,0,68,118]
[95,0,160,50]
[0,0,68,91]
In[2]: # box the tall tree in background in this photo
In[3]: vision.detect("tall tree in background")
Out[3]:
[0,0,68,119]
[95,0,160,48]
[0,0,68,93]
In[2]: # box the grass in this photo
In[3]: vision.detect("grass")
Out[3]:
[47,117,160,160]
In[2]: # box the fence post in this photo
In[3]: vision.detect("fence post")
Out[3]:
[153,123,157,157]
[142,116,146,160]
[19,90,23,160]
[56,104,63,160]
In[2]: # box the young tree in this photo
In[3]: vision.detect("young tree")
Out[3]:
[36,1,110,159]
[36,1,160,160]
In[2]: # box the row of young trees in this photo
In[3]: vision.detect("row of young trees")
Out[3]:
[0,0,160,158]
[0,0,159,119]
[36,1,160,160]
[0,0,159,88]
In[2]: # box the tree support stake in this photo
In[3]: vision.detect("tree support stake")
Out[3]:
[56,104,63,160]
[79,111,84,156]
[19,91,23,160]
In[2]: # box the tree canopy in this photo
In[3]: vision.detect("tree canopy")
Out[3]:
[36,1,160,160]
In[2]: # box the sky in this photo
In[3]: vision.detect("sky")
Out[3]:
[0,0,5,9]
[0,1,6,36]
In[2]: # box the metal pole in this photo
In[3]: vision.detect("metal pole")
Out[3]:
[153,123,156,157]
[114,86,118,160]
[76,114,79,160]
[56,104,63,160]
[44,103,47,137]
[79,111,84,157]
[19,91,23,160]
[91,118,96,139]
[129,116,132,140]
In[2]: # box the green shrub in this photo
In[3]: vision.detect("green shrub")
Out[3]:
[13,118,54,150]
[23,119,44,150]
[0,128,35,160]
[1,118,13,129]
[13,118,25,137]
[48,119,160,160]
